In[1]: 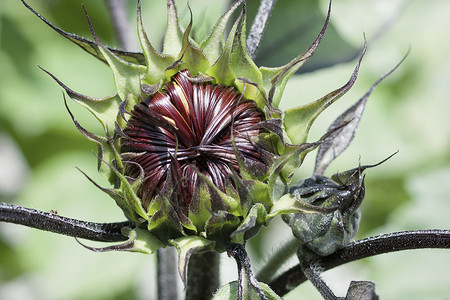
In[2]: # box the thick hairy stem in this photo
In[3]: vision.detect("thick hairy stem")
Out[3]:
[157,247,179,300]
[270,229,450,296]
[105,0,137,51]
[0,203,131,242]
[247,0,278,60]
[185,251,220,300]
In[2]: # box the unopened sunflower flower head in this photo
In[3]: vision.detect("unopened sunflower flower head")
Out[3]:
[22,0,380,279]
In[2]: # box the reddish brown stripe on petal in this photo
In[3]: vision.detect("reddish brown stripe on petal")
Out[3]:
[121,70,266,208]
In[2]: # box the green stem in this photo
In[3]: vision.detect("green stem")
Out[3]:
[185,251,220,300]
[256,237,298,283]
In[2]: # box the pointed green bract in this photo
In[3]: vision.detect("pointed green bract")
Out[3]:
[41,67,122,133]
[231,203,266,244]
[171,236,214,285]
[122,227,166,254]
[137,0,175,85]
[176,19,210,76]
[230,7,263,103]
[212,280,282,299]
[163,0,184,57]
[283,45,365,144]
[200,0,244,64]
[260,1,331,109]
[188,182,213,231]
[267,193,330,219]
[206,11,242,86]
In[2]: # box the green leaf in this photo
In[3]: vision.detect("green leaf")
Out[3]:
[170,236,214,286]
[314,53,408,175]
[283,42,366,145]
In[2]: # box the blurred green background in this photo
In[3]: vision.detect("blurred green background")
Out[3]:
[0,0,449,299]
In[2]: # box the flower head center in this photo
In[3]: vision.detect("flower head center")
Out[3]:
[121,70,265,208]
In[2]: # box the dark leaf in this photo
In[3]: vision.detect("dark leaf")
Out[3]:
[345,281,378,300]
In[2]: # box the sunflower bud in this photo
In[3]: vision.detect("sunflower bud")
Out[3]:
[23,0,368,276]
[284,166,368,256]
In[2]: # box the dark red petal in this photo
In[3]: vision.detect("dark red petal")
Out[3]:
[121,70,267,210]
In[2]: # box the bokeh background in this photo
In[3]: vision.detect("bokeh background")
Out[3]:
[0,0,449,299]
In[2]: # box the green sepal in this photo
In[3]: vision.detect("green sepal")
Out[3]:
[147,195,185,240]
[137,0,175,85]
[231,131,263,181]
[104,157,148,221]
[163,0,184,57]
[61,93,121,184]
[205,211,241,252]
[206,10,242,86]
[231,203,267,244]
[192,168,241,216]
[259,1,331,109]
[176,15,210,76]
[76,167,140,222]
[84,7,146,106]
[267,193,332,220]
[212,281,282,300]
[230,4,263,103]
[279,143,318,182]
[284,43,366,145]
[170,235,215,286]
[21,0,145,66]
[102,150,147,219]
[188,181,213,232]
[121,227,165,254]
[41,67,122,133]
[248,179,272,211]
[200,0,244,64]
[267,144,316,201]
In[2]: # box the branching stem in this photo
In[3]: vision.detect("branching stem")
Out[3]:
[269,229,450,296]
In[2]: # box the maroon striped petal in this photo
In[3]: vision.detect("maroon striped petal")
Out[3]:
[121,70,266,209]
